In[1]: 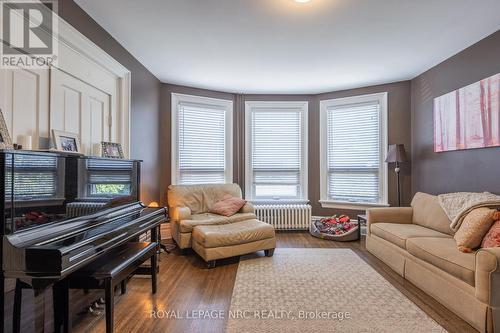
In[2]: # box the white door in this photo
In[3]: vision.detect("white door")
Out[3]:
[50,68,111,155]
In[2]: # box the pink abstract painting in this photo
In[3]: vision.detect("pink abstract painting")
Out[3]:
[434,73,500,152]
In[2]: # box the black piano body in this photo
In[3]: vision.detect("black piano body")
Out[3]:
[0,150,167,332]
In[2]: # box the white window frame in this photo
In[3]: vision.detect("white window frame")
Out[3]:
[319,92,389,210]
[171,93,233,185]
[245,101,308,204]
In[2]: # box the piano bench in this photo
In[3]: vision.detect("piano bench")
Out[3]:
[65,242,158,333]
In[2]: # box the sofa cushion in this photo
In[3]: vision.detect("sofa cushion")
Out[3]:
[192,219,275,248]
[371,223,451,249]
[455,208,500,253]
[168,183,243,214]
[411,192,454,235]
[482,220,500,248]
[406,237,475,286]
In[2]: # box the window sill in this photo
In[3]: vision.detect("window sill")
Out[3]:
[249,199,310,206]
[319,200,389,210]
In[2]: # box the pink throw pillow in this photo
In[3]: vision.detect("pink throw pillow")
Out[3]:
[482,220,500,248]
[210,196,246,217]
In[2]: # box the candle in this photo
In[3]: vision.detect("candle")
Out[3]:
[92,143,102,157]
[17,135,32,150]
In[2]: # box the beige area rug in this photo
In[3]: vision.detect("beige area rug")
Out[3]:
[226,248,446,333]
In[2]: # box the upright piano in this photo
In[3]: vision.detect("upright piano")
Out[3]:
[0,150,167,333]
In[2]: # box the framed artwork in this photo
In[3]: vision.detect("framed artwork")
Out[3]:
[434,72,500,152]
[51,130,82,154]
[101,142,124,159]
[0,109,13,149]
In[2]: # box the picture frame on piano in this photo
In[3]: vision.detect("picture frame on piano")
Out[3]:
[51,130,83,155]
[101,141,125,159]
[0,108,13,150]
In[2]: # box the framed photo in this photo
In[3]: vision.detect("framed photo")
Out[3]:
[0,109,13,150]
[101,142,124,159]
[51,130,82,154]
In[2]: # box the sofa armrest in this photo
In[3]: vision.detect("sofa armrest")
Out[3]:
[240,202,255,214]
[169,206,192,222]
[367,207,413,235]
[476,248,500,306]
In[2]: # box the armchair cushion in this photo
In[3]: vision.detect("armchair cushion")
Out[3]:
[168,183,243,215]
[179,213,230,233]
[210,196,247,217]
[179,212,258,233]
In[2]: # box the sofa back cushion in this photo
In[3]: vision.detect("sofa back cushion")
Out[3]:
[168,183,243,215]
[411,192,454,235]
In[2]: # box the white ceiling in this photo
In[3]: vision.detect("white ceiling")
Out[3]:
[75,0,500,94]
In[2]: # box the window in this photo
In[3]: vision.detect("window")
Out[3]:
[245,101,308,202]
[320,93,388,209]
[84,159,137,199]
[171,93,233,185]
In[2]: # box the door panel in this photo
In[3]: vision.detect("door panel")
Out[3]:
[50,68,111,155]
[0,68,49,149]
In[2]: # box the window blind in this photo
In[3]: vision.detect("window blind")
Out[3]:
[327,101,381,203]
[177,101,228,184]
[249,107,305,200]
[86,159,134,197]
[5,154,59,200]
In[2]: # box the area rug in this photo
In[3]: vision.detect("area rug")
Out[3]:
[225,248,446,333]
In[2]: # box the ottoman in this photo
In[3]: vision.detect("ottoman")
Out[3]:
[191,219,276,268]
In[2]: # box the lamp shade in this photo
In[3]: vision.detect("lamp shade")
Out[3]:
[385,144,408,163]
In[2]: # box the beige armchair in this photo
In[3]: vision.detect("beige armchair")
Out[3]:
[167,183,257,249]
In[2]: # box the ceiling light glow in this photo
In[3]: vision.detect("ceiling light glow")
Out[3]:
[294,0,311,3]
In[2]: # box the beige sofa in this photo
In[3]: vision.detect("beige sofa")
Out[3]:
[366,192,500,333]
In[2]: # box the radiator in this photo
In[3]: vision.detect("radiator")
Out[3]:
[66,202,106,218]
[254,204,312,230]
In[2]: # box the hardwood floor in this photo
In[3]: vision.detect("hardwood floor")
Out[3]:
[5,232,477,333]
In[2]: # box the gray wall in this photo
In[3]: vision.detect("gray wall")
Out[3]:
[411,30,500,195]
[65,0,500,209]
[161,82,412,216]
[59,0,162,204]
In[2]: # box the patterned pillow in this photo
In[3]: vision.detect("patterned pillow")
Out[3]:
[210,196,247,217]
[482,220,500,248]
[454,208,500,253]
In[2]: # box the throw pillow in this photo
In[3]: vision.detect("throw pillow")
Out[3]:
[482,220,500,248]
[210,196,246,217]
[454,208,500,253]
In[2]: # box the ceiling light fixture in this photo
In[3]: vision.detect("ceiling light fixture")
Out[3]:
[294,0,311,3]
